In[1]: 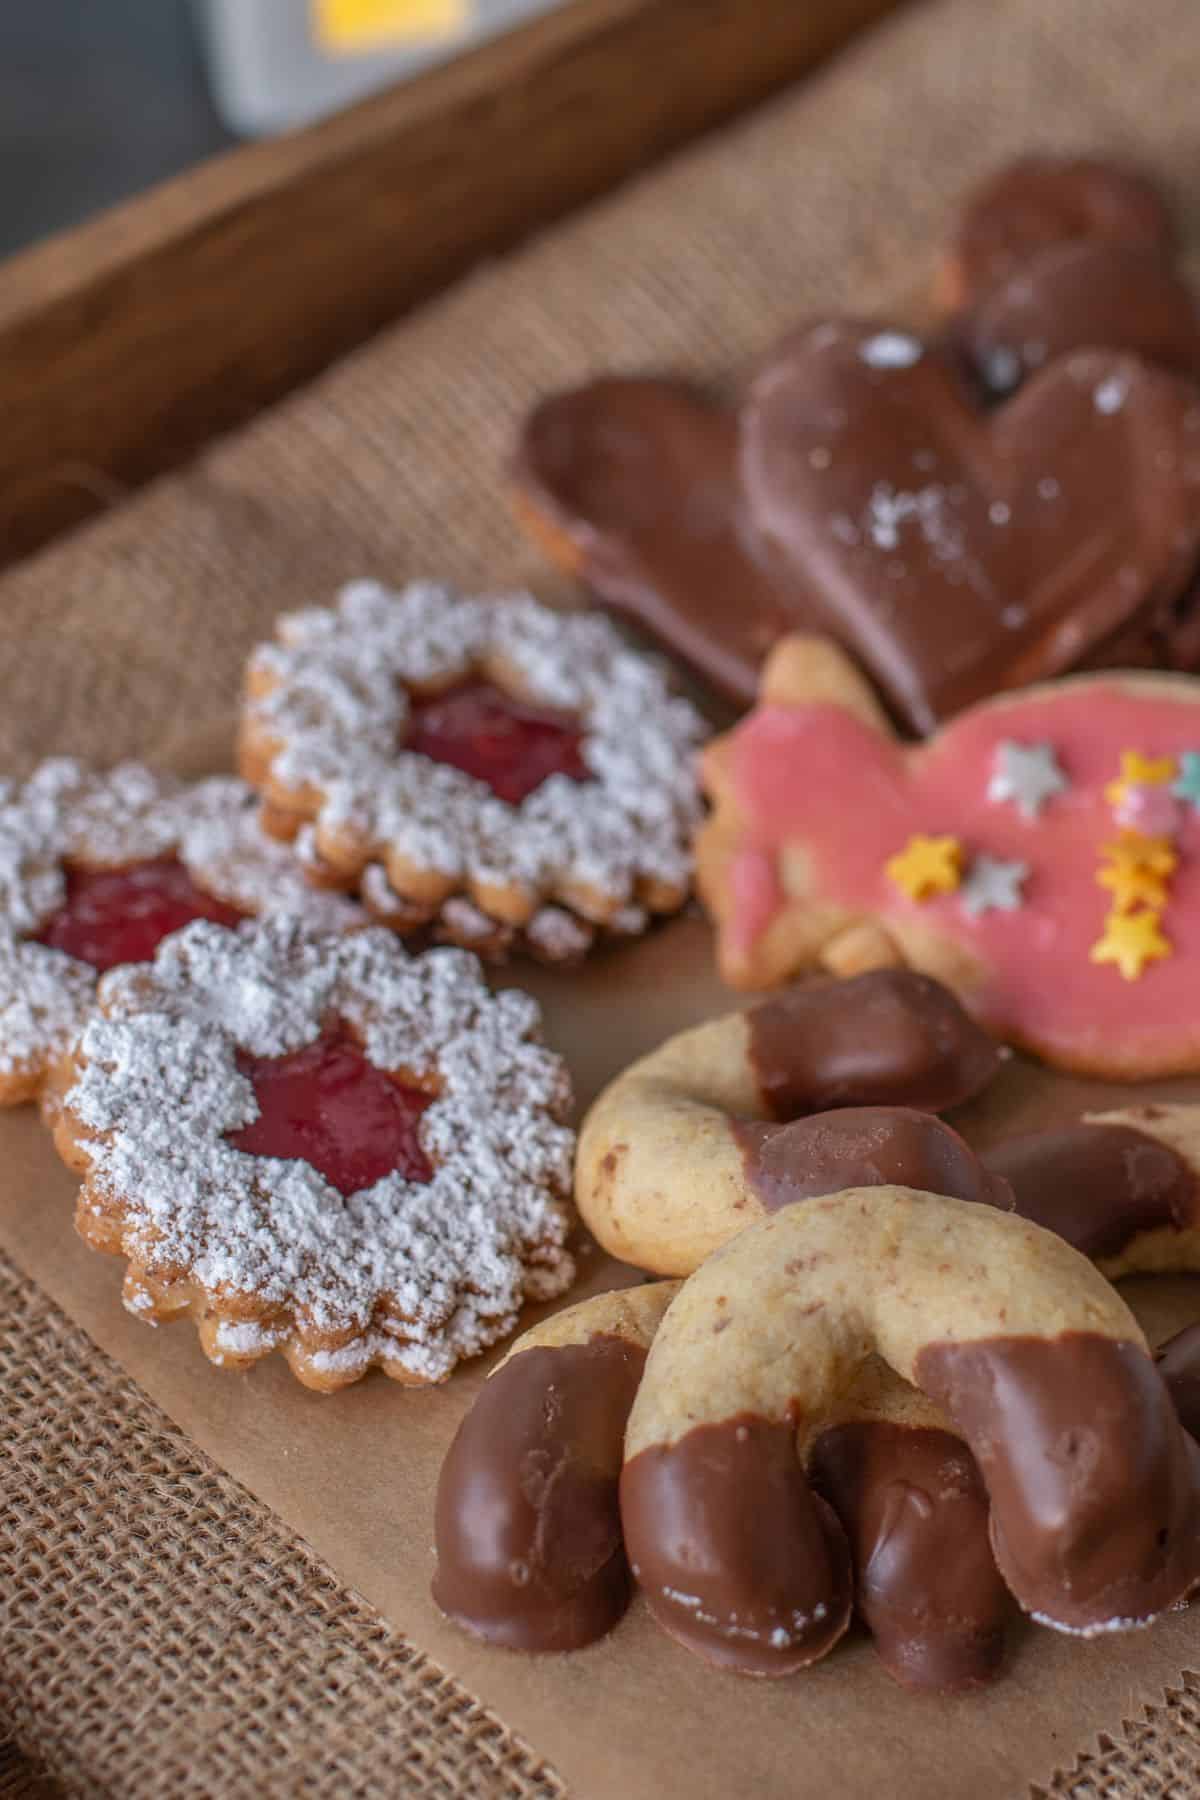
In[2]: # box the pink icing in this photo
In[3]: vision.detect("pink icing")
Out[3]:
[1114,782,1183,839]
[726,686,1200,1068]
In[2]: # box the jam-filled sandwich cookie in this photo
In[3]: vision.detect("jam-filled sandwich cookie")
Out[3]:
[435,1194,1200,1690]
[575,967,1200,1276]
[50,915,575,1390]
[238,580,708,961]
[0,759,360,1107]
[515,323,1200,732]
[699,637,1200,1075]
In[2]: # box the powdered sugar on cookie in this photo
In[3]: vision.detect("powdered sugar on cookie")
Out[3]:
[242,581,707,924]
[0,760,362,1100]
[62,916,576,1387]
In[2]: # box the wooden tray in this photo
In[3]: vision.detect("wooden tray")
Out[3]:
[0,0,904,568]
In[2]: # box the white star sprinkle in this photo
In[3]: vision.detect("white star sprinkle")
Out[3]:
[986,741,1068,820]
[960,854,1029,918]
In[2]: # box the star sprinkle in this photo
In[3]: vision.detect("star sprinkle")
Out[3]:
[987,741,1068,820]
[1089,909,1172,982]
[1112,782,1183,840]
[1172,752,1200,810]
[1096,860,1171,913]
[960,854,1028,918]
[1100,831,1178,879]
[885,835,964,901]
[1104,749,1177,807]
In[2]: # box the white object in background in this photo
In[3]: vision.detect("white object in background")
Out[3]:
[194,0,563,138]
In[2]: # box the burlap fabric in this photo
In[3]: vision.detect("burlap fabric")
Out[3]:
[2,0,1200,1790]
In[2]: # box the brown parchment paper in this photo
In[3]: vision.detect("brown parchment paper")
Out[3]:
[2,722,1200,1800]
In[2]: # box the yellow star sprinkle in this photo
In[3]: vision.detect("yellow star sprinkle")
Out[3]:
[1089,909,1172,981]
[1099,831,1179,879]
[1096,861,1171,913]
[885,835,964,902]
[1104,750,1178,806]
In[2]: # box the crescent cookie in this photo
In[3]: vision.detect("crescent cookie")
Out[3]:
[0,759,361,1106]
[238,580,707,958]
[619,1194,1200,1667]
[50,915,576,1390]
[698,636,1200,1076]
[434,1205,1200,1691]
[575,968,1200,1278]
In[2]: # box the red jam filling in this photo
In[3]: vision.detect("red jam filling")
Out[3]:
[34,858,244,973]
[227,1025,435,1194]
[406,679,589,805]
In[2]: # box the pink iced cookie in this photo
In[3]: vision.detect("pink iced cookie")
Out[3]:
[697,637,1200,1076]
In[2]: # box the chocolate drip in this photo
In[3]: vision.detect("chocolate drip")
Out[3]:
[735,1106,1012,1213]
[982,1123,1196,1260]
[1158,1324,1200,1443]
[811,1420,1012,1692]
[432,1336,646,1652]
[620,1415,852,1675]
[916,1332,1200,1631]
[745,969,1001,1120]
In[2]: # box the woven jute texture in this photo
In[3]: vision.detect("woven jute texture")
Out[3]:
[2,0,1200,1791]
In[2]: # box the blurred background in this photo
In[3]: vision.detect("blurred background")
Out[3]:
[0,0,560,257]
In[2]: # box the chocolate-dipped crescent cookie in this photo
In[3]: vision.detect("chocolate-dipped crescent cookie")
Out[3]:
[935,154,1175,313]
[575,968,1006,1274]
[433,1283,676,1651]
[576,974,1200,1278]
[433,1279,1013,1692]
[621,1191,1200,1665]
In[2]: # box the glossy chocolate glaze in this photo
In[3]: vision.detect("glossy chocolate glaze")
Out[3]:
[516,376,803,705]
[961,242,1200,397]
[735,1106,1012,1213]
[516,317,1200,727]
[982,1122,1196,1260]
[945,155,1174,306]
[1158,1323,1200,1443]
[742,326,1200,735]
[620,1414,852,1675]
[916,1332,1200,1631]
[745,969,1002,1119]
[811,1420,1012,1692]
[432,1336,646,1652]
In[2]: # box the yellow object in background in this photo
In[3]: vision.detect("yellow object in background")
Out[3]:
[314,0,470,53]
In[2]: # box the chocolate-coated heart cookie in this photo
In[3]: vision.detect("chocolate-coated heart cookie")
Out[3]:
[935,154,1174,313]
[743,322,1200,733]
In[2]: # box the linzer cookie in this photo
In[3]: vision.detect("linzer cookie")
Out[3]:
[516,326,1200,729]
[935,154,1175,313]
[50,915,576,1389]
[239,581,707,959]
[699,636,1200,1075]
[434,1196,1200,1691]
[575,968,1200,1277]
[0,759,360,1106]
